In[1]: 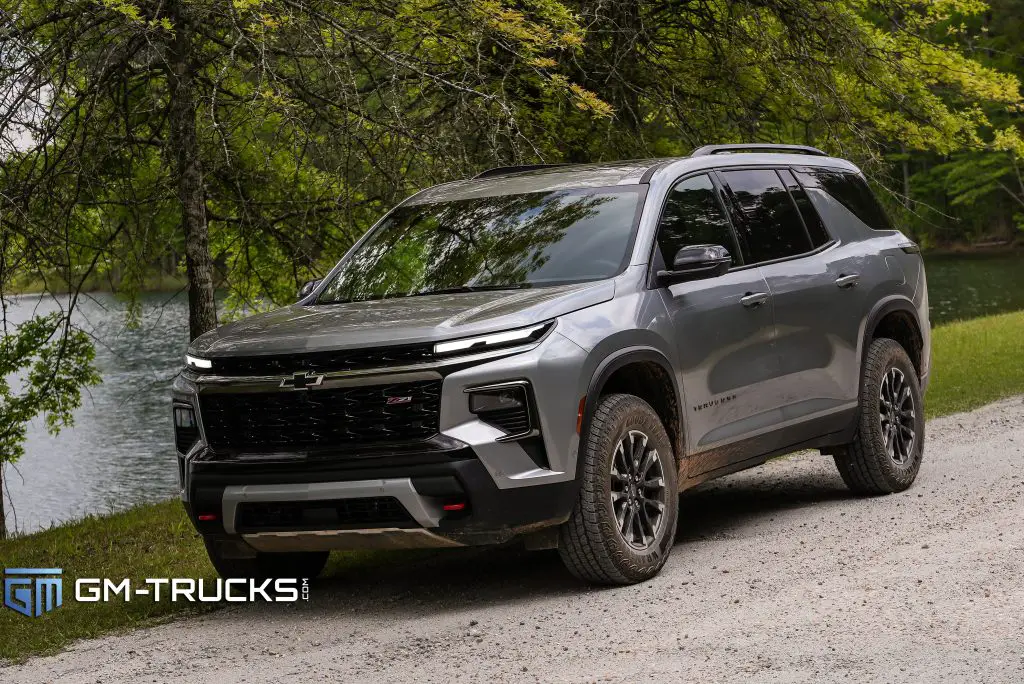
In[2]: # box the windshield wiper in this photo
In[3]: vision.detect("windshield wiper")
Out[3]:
[407,283,533,297]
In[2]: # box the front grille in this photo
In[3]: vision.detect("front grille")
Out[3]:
[479,406,531,435]
[236,496,414,532]
[209,344,435,376]
[199,380,441,451]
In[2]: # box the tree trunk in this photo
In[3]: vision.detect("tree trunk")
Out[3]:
[901,145,912,210]
[167,3,217,341]
[0,466,7,540]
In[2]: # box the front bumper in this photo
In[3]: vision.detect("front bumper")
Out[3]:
[183,447,577,548]
[175,329,591,551]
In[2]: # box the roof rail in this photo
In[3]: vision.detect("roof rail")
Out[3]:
[473,164,570,180]
[690,144,828,157]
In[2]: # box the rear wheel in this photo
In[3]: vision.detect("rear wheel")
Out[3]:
[558,393,678,585]
[833,338,925,494]
[204,538,329,580]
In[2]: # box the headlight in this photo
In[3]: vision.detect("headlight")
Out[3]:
[434,322,552,356]
[185,354,213,370]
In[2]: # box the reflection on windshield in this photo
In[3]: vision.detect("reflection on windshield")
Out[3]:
[317,188,642,304]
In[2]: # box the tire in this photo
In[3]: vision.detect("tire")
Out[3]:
[833,337,925,495]
[204,539,329,580]
[558,393,679,585]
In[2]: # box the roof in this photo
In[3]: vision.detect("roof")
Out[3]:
[404,152,859,205]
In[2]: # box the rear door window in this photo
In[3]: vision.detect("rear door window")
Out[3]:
[779,169,831,247]
[719,169,813,263]
[655,174,740,267]
[794,168,893,231]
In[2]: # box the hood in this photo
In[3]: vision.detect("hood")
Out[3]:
[190,281,614,357]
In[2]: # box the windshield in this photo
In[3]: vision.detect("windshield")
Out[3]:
[316,187,644,304]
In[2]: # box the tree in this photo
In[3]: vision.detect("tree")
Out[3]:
[0,175,103,538]
[4,1,1021,331]
[885,0,1024,244]
[0,313,100,538]
[1,0,605,337]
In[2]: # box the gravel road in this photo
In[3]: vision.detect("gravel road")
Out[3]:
[7,396,1024,683]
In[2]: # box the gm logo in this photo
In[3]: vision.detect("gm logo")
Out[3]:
[3,568,63,617]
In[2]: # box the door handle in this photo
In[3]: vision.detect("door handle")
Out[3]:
[740,292,769,308]
[835,273,860,289]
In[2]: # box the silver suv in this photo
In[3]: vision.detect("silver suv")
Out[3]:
[173,144,930,585]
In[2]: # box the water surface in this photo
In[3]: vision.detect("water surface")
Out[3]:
[5,293,187,534]
[925,253,1024,324]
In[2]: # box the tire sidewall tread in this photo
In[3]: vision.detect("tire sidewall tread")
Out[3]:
[834,338,925,495]
[558,393,678,585]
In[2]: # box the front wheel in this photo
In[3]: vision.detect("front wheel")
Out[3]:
[558,393,679,585]
[833,338,925,494]
[204,538,329,580]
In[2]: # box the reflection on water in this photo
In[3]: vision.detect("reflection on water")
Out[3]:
[4,292,188,534]
[925,253,1024,324]
[3,253,1023,533]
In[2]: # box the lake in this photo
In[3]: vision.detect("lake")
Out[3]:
[4,293,189,535]
[922,253,1024,324]
[4,253,1023,534]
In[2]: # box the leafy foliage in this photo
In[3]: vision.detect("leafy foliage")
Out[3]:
[0,310,100,535]
[0,314,100,465]
[3,0,1021,312]
[885,0,1024,244]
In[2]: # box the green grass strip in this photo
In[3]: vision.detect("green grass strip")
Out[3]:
[0,501,384,661]
[926,310,1024,417]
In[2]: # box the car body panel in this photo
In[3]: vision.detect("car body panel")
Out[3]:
[189,281,615,356]
[656,267,780,461]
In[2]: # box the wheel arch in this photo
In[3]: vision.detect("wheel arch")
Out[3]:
[580,348,685,467]
[861,297,925,380]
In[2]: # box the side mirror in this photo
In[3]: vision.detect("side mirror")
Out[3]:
[657,245,731,285]
[297,279,322,301]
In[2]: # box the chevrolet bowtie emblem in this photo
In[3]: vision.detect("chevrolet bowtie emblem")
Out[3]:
[280,371,324,389]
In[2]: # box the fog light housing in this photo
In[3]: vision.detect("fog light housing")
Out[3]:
[173,404,199,454]
[467,382,533,439]
[469,387,525,414]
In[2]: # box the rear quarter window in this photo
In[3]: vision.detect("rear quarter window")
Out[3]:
[794,168,893,231]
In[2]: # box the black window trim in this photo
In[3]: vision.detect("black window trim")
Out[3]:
[775,168,817,249]
[645,170,746,289]
[712,164,839,272]
[786,166,836,245]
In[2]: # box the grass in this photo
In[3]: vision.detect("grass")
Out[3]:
[0,500,384,662]
[0,501,210,661]
[1,310,1023,662]
[926,310,1024,417]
